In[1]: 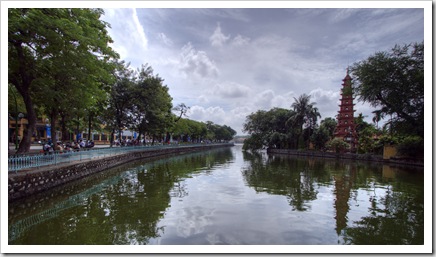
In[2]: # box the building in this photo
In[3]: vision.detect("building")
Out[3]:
[334,69,358,151]
[8,116,135,145]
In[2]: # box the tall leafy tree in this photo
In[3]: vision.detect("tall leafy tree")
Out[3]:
[243,108,292,151]
[311,117,338,150]
[133,65,173,143]
[350,42,424,137]
[107,61,135,144]
[286,94,321,149]
[8,8,118,153]
[319,117,337,139]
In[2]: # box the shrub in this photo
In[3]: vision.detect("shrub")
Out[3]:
[397,136,424,158]
[326,138,350,153]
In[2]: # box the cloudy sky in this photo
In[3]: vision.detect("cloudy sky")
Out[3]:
[100,4,425,135]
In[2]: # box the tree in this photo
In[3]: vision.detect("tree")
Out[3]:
[311,127,330,150]
[310,117,337,151]
[319,117,337,139]
[130,64,173,143]
[243,108,292,151]
[8,8,118,153]
[286,94,321,149]
[107,61,136,144]
[173,103,190,123]
[326,138,350,153]
[350,42,424,138]
[213,124,236,142]
[353,113,382,154]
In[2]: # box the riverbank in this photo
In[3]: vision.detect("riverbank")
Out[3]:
[267,148,424,167]
[8,143,234,202]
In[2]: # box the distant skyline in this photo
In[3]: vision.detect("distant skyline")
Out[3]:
[101,4,425,134]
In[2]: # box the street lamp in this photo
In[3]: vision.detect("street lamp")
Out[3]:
[15,113,24,150]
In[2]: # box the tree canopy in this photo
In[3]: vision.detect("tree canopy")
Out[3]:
[350,42,424,138]
[243,94,322,151]
[9,8,118,153]
[243,107,294,151]
[8,8,236,153]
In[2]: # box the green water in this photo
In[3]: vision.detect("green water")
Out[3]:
[8,145,424,245]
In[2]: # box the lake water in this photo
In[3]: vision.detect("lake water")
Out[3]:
[8,144,424,246]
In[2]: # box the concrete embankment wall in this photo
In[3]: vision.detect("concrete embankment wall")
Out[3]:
[9,144,233,202]
[267,148,424,167]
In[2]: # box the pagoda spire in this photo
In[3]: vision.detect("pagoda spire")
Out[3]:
[333,70,358,152]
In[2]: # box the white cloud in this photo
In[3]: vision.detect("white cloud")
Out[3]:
[209,23,230,47]
[188,105,226,124]
[101,8,424,134]
[328,9,360,23]
[158,32,173,46]
[271,92,295,110]
[132,8,148,49]
[197,95,209,104]
[179,43,219,78]
[244,90,295,111]
[213,82,250,98]
[101,8,149,67]
[254,90,275,110]
[231,34,250,47]
[309,88,340,106]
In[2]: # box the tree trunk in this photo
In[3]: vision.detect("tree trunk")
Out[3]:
[16,91,36,154]
[13,42,36,154]
[110,129,115,147]
[50,110,58,144]
[165,132,171,144]
[60,112,69,141]
[88,113,92,141]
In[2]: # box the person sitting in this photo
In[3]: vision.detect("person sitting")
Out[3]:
[73,141,81,151]
[43,143,51,155]
[55,142,64,152]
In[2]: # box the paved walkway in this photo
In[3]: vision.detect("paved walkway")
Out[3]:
[9,143,232,174]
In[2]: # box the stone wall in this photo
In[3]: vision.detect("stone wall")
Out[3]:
[9,144,233,202]
[267,148,423,167]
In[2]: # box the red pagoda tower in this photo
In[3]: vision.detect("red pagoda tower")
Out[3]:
[334,69,358,151]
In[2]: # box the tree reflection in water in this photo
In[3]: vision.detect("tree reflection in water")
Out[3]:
[9,148,234,245]
[241,150,424,245]
[9,147,423,245]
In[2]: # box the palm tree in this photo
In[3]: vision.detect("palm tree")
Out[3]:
[286,94,321,149]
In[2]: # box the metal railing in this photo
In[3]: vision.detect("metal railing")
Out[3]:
[8,143,228,173]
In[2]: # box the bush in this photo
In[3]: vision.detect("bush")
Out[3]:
[326,138,350,153]
[397,136,424,158]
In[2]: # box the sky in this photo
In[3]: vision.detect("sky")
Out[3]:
[0,2,432,254]
[99,3,425,135]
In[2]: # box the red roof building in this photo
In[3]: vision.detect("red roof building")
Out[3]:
[334,69,358,151]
